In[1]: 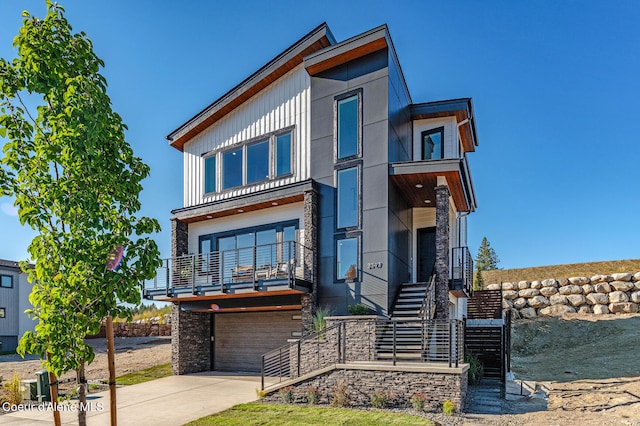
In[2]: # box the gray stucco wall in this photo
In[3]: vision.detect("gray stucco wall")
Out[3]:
[310,50,392,315]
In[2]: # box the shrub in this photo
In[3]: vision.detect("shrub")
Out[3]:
[464,352,484,385]
[410,393,428,411]
[306,387,320,405]
[312,307,331,334]
[347,303,370,315]
[278,386,295,404]
[443,399,455,416]
[255,388,267,400]
[3,372,22,405]
[370,390,392,408]
[330,380,350,407]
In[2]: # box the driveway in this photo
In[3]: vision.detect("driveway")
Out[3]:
[1,371,260,425]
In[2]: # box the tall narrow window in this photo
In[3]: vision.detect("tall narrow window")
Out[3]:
[247,140,269,184]
[336,237,358,281]
[0,307,5,318]
[222,148,243,189]
[204,155,216,193]
[422,127,444,160]
[337,95,358,159]
[337,167,358,229]
[0,275,12,288]
[275,133,292,176]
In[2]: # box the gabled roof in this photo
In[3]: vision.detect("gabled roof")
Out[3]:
[411,98,479,153]
[167,23,336,151]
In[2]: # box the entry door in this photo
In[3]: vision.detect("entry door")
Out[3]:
[417,227,436,282]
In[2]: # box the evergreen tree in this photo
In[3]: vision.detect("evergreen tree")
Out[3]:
[475,237,500,289]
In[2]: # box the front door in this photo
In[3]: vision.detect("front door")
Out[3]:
[417,227,436,282]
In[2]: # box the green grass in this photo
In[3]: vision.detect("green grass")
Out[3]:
[185,403,433,426]
[115,363,172,386]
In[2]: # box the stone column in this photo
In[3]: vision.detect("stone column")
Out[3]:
[435,185,450,320]
[302,185,318,335]
[171,218,188,259]
[171,303,211,375]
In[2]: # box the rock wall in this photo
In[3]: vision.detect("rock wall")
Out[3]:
[486,272,640,318]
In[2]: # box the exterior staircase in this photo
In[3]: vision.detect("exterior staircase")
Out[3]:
[375,280,435,362]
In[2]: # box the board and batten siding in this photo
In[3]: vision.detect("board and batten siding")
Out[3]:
[412,117,459,161]
[182,65,311,208]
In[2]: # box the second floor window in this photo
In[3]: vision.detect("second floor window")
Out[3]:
[0,275,12,288]
[247,140,270,184]
[337,166,358,229]
[422,127,444,160]
[222,148,243,190]
[337,93,360,160]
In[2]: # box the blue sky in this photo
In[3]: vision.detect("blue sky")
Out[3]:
[0,0,638,269]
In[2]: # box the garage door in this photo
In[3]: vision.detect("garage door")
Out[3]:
[214,310,301,372]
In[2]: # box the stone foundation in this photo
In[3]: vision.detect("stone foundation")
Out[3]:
[171,303,210,375]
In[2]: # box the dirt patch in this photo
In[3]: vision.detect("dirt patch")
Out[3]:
[0,336,171,394]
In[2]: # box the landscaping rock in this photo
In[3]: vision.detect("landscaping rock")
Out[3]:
[542,279,558,288]
[609,291,629,303]
[503,290,518,300]
[513,298,527,309]
[540,287,558,296]
[610,281,635,292]
[531,280,542,289]
[581,284,594,295]
[590,274,610,284]
[593,304,609,315]
[609,302,639,314]
[539,305,575,316]
[559,285,582,295]
[503,299,514,309]
[520,307,537,319]
[549,294,568,305]
[634,271,640,281]
[577,305,592,314]
[528,295,550,308]
[586,293,609,305]
[568,276,589,285]
[566,294,587,307]
[611,272,632,282]
[518,281,530,289]
[502,282,517,291]
[485,283,501,290]
[593,282,611,293]
[630,291,640,304]
[519,288,540,298]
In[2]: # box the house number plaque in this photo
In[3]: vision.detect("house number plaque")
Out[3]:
[367,262,383,270]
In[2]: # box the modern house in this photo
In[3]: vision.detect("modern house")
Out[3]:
[0,259,35,352]
[144,23,478,382]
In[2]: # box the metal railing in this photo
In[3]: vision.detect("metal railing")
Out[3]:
[261,318,464,390]
[451,246,473,295]
[143,241,314,296]
[418,274,436,320]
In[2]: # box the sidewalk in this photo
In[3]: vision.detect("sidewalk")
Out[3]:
[2,371,260,425]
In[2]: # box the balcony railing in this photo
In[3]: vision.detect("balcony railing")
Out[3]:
[143,241,314,298]
[451,246,473,296]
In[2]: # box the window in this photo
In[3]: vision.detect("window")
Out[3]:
[204,155,216,194]
[0,307,4,318]
[0,275,12,288]
[247,140,270,184]
[275,133,292,176]
[222,148,243,189]
[337,94,359,159]
[337,167,358,229]
[336,237,358,281]
[422,127,444,160]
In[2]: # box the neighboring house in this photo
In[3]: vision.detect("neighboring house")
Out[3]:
[0,259,35,352]
[145,23,478,376]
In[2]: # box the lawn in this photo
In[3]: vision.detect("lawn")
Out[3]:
[115,363,172,385]
[185,403,433,425]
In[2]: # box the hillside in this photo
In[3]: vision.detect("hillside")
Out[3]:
[482,259,640,284]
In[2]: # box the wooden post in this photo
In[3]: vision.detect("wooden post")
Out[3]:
[47,352,61,426]
[106,316,117,426]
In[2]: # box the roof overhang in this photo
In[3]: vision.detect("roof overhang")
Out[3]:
[410,98,479,153]
[304,24,389,76]
[167,23,336,151]
[156,290,304,308]
[389,159,477,213]
[171,180,313,223]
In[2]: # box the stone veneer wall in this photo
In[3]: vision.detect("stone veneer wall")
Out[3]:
[171,303,210,374]
[486,271,640,318]
[302,186,318,335]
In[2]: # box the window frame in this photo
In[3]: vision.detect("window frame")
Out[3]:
[203,154,217,195]
[335,162,361,231]
[245,138,271,185]
[335,233,360,283]
[0,307,5,318]
[0,275,12,288]
[421,127,445,161]
[334,89,362,163]
[274,130,294,178]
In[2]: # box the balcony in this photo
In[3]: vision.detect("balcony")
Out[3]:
[450,246,473,297]
[143,241,314,300]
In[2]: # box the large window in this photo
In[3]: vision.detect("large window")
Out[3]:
[204,155,216,194]
[422,127,444,160]
[247,140,270,184]
[337,167,358,229]
[222,148,243,189]
[336,237,358,281]
[275,133,292,177]
[337,94,359,159]
[0,275,12,288]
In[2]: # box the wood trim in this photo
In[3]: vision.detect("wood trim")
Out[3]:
[191,304,302,313]
[165,289,303,303]
[306,38,388,75]
[179,194,304,224]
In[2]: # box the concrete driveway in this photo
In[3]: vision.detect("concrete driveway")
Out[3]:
[1,371,260,425]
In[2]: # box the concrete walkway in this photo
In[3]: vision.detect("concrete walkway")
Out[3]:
[1,371,260,425]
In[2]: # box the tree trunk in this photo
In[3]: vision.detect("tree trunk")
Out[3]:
[77,362,87,426]
[46,353,61,426]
